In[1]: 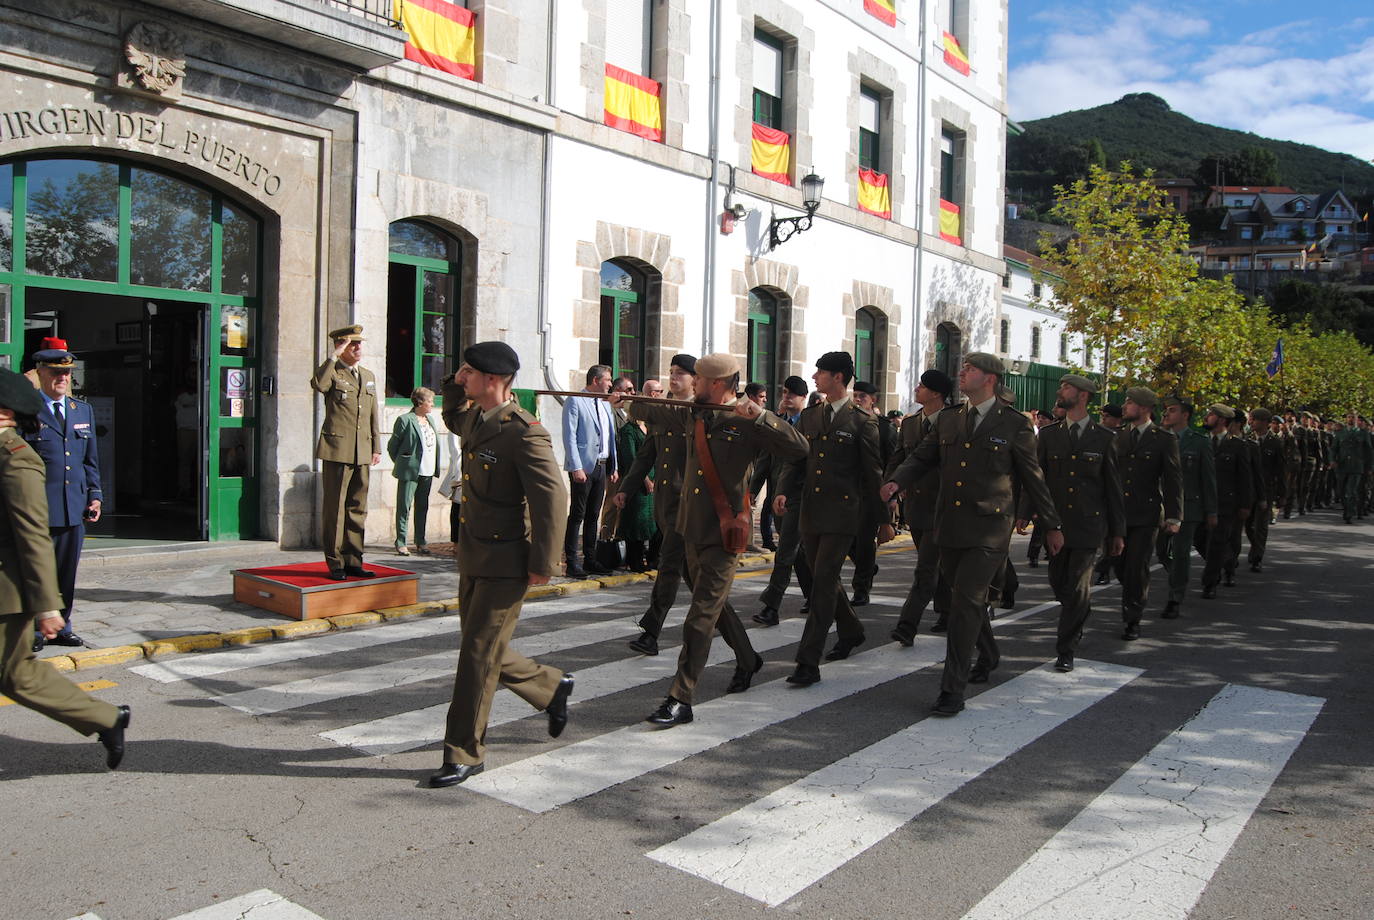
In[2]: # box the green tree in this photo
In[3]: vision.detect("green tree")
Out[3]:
[1084,137,1108,171]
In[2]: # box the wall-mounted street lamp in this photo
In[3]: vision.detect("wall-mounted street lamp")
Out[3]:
[767,172,824,250]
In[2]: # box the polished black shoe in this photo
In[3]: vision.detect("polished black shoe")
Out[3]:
[930,618,949,634]
[628,632,659,655]
[1201,586,1217,599]
[584,562,613,576]
[1122,623,1141,641]
[799,600,811,614]
[32,634,45,653]
[1054,654,1074,673]
[326,570,349,581]
[998,591,1016,610]
[1094,571,1110,586]
[825,635,865,661]
[565,566,588,579]
[726,653,765,694]
[545,673,574,738]
[343,566,377,578]
[429,762,484,787]
[968,657,999,684]
[785,664,821,686]
[930,692,965,717]
[1028,557,1039,568]
[752,606,779,627]
[890,627,915,648]
[1250,562,1263,573]
[97,705,131,770]
[1223,574,1236,588]
[48,633,85,647]
[850,592,871,607]
[1161,601,1180,619]
[646,697,693,726]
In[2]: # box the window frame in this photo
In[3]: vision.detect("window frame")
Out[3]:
[747,288,780,404]
[386,220,460,406]
[752,30,785,130]
[599,259,648,383]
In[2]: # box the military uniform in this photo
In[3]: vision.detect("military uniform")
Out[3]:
[438,378,569,768]
[1201,432,1254,593]
[1332,424,1367,523]
[1280,425,1302,518]
[887,408,952,642]
[311,329,382,576]
[631,390,807,707]
[1158,425,1216,612]
[848,409,898,602]
[1242,429,1275,569]
[1115,419,1183,630]
[756,409,814,618]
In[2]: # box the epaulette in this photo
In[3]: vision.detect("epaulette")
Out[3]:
[502,406,537,427]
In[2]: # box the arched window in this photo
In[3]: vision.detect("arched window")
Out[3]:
[855,307,880,386]
[599,259,648,381]
[935,321,962,383]
[999,318,1011,354]
[387,220,460,400]
[748,288,780,400]
[1030,325,1042,360]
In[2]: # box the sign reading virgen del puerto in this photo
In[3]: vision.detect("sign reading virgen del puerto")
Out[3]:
[0,105,284,197]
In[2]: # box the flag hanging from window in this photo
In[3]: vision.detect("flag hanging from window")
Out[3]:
[752,123,791,184]
[939,198,962,244]
[397,0,476,80]
[942,31,970,75]
[863,0,896,26]
[603,63,663,142]
[857,168,891,219]
[1266,338,1284,378]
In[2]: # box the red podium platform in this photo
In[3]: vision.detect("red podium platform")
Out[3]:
[233,561,419,620]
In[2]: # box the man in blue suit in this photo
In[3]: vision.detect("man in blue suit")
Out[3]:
[561,365,618,577]
[24,337,103,651]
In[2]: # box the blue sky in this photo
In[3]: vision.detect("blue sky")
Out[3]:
[1009,1,1374,162]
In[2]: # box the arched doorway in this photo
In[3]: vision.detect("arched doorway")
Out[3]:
[935,321,962,386]
[386,219,462,401]
[0,156,263,541]
[748,287,784,404]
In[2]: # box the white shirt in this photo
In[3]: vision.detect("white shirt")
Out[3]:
[418,416,437,478]
[594,398,612,460]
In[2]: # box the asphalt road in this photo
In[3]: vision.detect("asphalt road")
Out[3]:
[4,512,1371,920]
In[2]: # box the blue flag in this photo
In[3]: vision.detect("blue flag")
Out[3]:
[1265,338,1284,378]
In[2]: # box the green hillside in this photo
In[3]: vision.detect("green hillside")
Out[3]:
[1007,93,1374,220]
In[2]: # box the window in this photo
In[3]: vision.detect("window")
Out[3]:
[858,88,881,171]
[1030,325,1041,360]
[599,260,648,382]
[935,322,962,389]
[605,0,653,76]
[1001,272,1011,289]
[1058,332,1069,364]
[1241,226,1254,240]
[938,128,964,244]
[748,288,780,403]
[387,220,460,400]
[1032,281,1042,299]
[999,318,1010,354]
[855,307,882,386]
[753,31,784,128]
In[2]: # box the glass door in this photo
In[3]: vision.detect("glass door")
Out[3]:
[207,302,259,540]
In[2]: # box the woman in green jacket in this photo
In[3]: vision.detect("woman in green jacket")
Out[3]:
[387,387,441,555]
[616,413,656,571]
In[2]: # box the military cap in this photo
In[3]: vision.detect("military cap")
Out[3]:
[783,374,809,397]
[462,341,519,376]
[815,351,856,378]
[670,353,697,375]
[853,380,878,395]
[886,409,903,419]
[31,335,76,368]
[919,369,953,398]
[328,324,365,342]
[1060,373,1099,394]
[963,352,1005,375]
[1123,386,1158,408]
[1249,408,1273,423]
[1100,402,1124,419]
[995,383,1016,404]
[0,367,44,416]
[1206,403,1236,420]
[695,352,741,379]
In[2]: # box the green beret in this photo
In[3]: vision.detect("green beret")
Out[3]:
[1059,373,1099,395]
[963,352,1005,375]
[329,324,364,342]
[0,367,44,416]
[1124,386,1157,408]
[463,341,519,376]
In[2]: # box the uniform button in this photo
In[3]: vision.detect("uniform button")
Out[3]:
[818,452,825,458]
[483,464,490,470]
[1068,487,1075,493]
[467,452,473,459]
[463,474,470,480]
[65,451,70,456]
[1124,491,1131,497]
[815,487,821,492]
[954,500,962,506]
[492,533,499,538]
[1069,471,1075,477]
[664,447,669,452]
[955,481,962,487]
[693,488,700,494]
[960,461,967,467]
[1070,454,1077,460]
[815,468,823,474]
[843,495,849,500]
[964,442,971,448]
[1067,503,1074,509]
[697,470,703,476]
[822,436,828,441]
[460,517,466,523]
[66,465,71,471]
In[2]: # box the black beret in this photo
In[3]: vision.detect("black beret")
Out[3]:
[670,353,697,374]
[463,341,519,376]
[0,367,44,416]
[783,375,809,396]
[1100,402,1124,419]
[919,369,954,397]
[815,351,855,378]
[853,380,878,395]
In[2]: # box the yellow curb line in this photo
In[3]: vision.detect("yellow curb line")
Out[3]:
[2,678,117,706]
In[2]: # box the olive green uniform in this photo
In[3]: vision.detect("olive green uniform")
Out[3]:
[311,356,382,573]
[887,409,952,640]
[439,384,568,767]
[1332,426,1369,522]
[1115,423,1184,626]
[1201,433,1254,592]
[1159,427,1216,606]
[0,428,120,736]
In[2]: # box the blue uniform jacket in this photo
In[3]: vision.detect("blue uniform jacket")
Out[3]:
[23,396,103,528]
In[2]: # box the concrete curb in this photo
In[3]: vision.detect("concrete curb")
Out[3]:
[34,539,906,675]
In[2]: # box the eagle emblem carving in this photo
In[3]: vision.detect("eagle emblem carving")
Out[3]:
[124,22,186,94]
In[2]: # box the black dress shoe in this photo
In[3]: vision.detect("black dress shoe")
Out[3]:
[1028,557,1039,568]
[799,600,811,614]
[726,653,765,694]
[890,627,915,648]
[930,692,965,716]
[326,570,348,581]
[1122,623,1141,640]
[646,697,693,726]
[429,762,484,787]
[998,591,1016,610]
[628,632,659,655]
[343,566,377,578]
[752,606,779,627]
[850,592,870,607]
[930,617,948,633]
[1161,601,1180,619]
[48,633,85,647]
[546,673,575,738]
[825,635,865,661]
[98,705,131,770]
[1201,586,1217,599]
[968,657,999,684]
[1223,574,1236,588]
[584,562,612,576]
[1094,572,1110,586]
[1250,562,1263,573]
[32,635,44,653]
[785,664,821,686]
[1054,654,1074,672]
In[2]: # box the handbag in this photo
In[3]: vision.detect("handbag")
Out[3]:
[694,418,751,554]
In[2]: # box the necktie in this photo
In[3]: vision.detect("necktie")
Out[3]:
[966,406,980,438]
[921,416,931,438]
[824,404,834,426]
[1129,427,1140,450]
[1069,422,1080,446]
[53,400,64,427]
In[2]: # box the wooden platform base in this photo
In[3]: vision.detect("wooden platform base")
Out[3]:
[233,562,419,620]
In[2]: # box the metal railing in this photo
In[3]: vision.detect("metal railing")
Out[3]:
[323,0,400,29]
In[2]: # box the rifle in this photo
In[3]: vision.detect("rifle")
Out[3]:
[531,389,736,411]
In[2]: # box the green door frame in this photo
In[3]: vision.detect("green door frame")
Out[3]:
[387,250,456,407]
[747,305,777,403]
[599,285,643,380]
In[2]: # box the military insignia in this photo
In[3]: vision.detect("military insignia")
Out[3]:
[365,381,375,390]
[73,422,90,430]
[989,436,1008,445]
[835,430,855,442]
[721,426,742,438]
[478,449,498,464]
[1083,450,1101,459]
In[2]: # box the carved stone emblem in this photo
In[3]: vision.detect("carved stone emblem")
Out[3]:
[124,22,186,94]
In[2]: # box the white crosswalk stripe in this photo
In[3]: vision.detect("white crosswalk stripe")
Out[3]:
[646,660,1144,906]
[961,683,1324,920]
[66,888,327,919]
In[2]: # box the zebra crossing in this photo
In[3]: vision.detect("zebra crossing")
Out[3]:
[113,568,1323,914]
[68,888,326,919]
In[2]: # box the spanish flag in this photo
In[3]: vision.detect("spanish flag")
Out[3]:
[939,199,961,244]
[857,168,891,219]
[752,123,791,185]
[398,0,476,80]
[942,31,970,75]
[863,0,896,26]
[604,63,663,142]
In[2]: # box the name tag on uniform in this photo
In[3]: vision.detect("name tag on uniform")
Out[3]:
[365,381,375,390]
[721,426,742,438]
[1083,450,1101,459]
[835,430,855,442]
[478,449,498,464]
[74,422,90,430]
[989,436,1007,445]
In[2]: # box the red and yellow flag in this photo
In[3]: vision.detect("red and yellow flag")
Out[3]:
[858,168,891,219]
[863,0,896,26]
[939,198,962,244]
[942,31,970,75]
[604,63,663,142]
[752,123,791,185]
[398,0,476,80]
